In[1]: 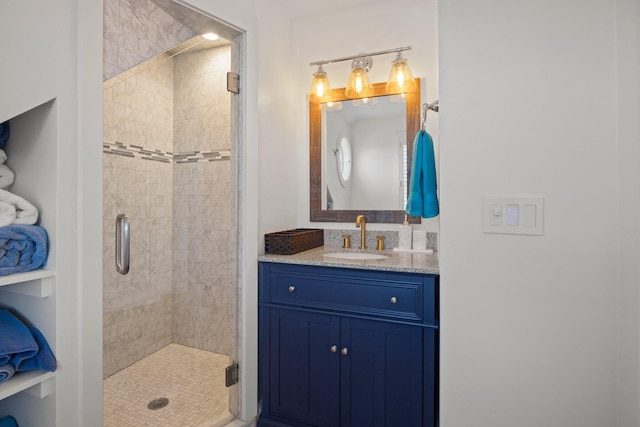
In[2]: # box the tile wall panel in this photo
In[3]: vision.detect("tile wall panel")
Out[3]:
[103,45,232,376]
[172,47,232,355]
[103,0,196,81]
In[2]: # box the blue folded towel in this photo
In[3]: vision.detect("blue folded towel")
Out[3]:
[0,225,48,276]
[15,327,57,372]
[0,363,16,383]
[405,130,439,218]
[0,309,56,375]
[0,416,18,427]
[0,121,9,148]
[0,310,38,368]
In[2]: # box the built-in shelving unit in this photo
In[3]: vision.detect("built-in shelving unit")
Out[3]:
[0,371,55,401]
[0,269,57,401]
[0,100,58,424]
[0,270,55,297]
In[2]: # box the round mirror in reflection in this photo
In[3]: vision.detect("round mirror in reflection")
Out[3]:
[336,136,352,187]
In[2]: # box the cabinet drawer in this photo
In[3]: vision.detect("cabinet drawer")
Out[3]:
[266,265,436,324]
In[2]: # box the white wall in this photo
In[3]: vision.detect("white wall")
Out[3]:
[439,1,621,426]
[293,0,439,232]
[0,1,104,425]
[615,0,640,424]
[255,1,299,241]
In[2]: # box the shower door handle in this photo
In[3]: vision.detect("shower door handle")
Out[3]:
[116,214,130,275]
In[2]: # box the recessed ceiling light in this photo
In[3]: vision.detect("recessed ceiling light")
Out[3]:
[202,33,219,41]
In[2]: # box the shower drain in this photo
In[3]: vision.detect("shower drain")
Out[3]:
[147,398,169,410]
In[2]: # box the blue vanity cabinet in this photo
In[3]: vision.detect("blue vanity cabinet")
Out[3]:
[258,261,439,427]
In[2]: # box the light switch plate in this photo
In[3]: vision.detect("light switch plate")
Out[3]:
[483,196,544,235]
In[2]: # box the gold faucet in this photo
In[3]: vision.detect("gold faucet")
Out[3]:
[355,215,367,249]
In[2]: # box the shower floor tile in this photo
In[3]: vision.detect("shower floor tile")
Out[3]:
[104,343,230,427]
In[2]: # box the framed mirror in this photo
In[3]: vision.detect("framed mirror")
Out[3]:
[310,78,421,223]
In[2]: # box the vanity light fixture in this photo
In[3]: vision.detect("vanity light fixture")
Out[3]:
[310,46,414,101]
[310,64,333,102]
[386,51,416,93]
[345,57,374,98]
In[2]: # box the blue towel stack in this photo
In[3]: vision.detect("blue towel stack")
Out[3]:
[406,130,439,218]
[0,416,18,427]
[0,309,56,383]
[0,121,9,148]
[0,225,48,276]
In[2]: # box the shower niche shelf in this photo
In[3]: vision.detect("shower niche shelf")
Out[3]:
[0,371,55,401]
[0,270,55,297]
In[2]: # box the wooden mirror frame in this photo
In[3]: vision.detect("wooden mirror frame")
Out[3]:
[310,78,421,223]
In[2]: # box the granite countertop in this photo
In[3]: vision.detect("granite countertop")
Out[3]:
[258,246,439,275]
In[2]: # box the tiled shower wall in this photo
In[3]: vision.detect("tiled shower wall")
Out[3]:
[103,46,232,377]
[103,0,195,81]
[103,59,174,377]
[172,46,232,354]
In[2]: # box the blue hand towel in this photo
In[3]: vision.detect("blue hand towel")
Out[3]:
[0,310,38,368]
[0,225,48,276]
[0,121,9,148]
[405,130,439,218]
[0,416,18,427]
[14,327,57,372]
[0,363,16,383]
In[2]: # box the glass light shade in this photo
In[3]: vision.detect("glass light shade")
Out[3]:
[325,101,343,111]
[345,67,374,98]
[310,66,333,102]
[386,54,416,93]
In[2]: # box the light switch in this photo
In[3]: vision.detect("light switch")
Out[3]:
[483,196,543,235]
[506,204,519,226]
[490,204,503,226]
[522,204,536,227]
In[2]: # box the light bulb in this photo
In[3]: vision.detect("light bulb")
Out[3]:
[310,65,333,103]
[386,52,416,94]
[345,59,373,98]
[396,69,406,87]
[202,33,219,40]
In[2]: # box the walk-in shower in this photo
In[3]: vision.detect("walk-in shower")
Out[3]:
[102,1,241,425]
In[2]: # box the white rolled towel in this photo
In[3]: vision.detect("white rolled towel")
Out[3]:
[0,150,8,164]
[0,201,16,227]
[0,189,38,225]
[0,165,15,189]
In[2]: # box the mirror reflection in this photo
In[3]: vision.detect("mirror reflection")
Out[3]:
[324,96,406,211]
[310,79,421,223]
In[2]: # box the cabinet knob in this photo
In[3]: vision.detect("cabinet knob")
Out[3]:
[341,347,349,356]
[390,296,398,304]
[288,286,296,293]
[330,345,338,353]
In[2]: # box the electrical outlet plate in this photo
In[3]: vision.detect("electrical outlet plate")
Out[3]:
[483,196,544,235]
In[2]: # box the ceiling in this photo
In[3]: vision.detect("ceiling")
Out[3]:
[273,0,385,19]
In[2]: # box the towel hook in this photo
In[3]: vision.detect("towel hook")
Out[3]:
[422,100,439,130]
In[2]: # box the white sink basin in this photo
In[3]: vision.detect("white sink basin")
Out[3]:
[322,252,389,260]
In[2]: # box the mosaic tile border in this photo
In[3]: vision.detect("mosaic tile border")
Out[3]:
[103,140,231,164]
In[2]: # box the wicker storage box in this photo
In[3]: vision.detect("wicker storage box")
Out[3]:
[264,228,324,255]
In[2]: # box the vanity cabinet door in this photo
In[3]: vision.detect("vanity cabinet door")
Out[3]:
[268,308,341,427]
[340,318,424,427]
